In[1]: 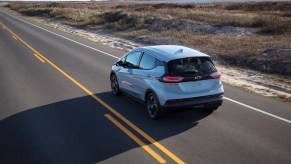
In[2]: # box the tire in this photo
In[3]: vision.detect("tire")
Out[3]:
[146,92,164,119]
[110,74,121,96]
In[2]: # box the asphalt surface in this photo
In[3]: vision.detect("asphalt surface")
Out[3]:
[0,9,291,164]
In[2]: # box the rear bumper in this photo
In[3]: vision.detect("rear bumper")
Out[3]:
[162,93,223,109]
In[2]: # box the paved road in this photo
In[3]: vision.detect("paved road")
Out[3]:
[0,9,291,164]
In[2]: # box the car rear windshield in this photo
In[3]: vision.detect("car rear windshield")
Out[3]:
[167,57,217,76]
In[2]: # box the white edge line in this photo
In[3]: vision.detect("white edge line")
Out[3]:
[2,10,291,124]
[224,97,291,124]
[0,10,119,59]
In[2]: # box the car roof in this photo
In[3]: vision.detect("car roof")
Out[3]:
[135,45,209,62]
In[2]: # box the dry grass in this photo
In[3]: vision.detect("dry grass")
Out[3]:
[6,1,291,75]
[118,29,291,73]
[8,2,291,34]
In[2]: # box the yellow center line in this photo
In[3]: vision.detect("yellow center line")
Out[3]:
[12,35,18,40]
[33,53,45,63]
[0,21,185,164]
[105,114,166,164]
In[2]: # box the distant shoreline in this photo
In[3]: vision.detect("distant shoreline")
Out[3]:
[136,0,291,2]
[1,0,291,3]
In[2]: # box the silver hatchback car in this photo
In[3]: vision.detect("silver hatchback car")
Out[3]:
[110,45,224,119]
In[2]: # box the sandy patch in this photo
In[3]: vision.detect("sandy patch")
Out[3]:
[35,18,141,52]
[219,64,290,101]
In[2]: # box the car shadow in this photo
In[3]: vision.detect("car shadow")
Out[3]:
[96,92,213,141]
[0,92,212,164]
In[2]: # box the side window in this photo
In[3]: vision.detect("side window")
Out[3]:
[139,53,156,70]
[125,51,142,69]
[157,59,165,66]
[120,56,126,63]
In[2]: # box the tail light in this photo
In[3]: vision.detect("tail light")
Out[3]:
[160,75,184,83]
[210,71,221,79]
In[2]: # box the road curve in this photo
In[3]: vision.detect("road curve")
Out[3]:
[0,9,291,164]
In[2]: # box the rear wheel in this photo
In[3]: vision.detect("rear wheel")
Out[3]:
[146,92,164,119]
[110,74,121,96]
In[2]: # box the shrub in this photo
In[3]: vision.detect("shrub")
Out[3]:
[20,8,52,17]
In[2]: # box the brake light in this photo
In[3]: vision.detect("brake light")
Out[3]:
[162,75,184,83]
[210,71,221,79]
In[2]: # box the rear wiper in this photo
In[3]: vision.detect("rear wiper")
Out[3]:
[182,70,198,74]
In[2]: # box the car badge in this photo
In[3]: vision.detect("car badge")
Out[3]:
[194,76,202,80]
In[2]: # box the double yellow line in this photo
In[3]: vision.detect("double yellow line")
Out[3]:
[0,21,185,164]
[33,53,45,62]
[105,114,166,163]
[12,35,17,40]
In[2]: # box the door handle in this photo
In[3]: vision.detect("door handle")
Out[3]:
[146,74,151,78]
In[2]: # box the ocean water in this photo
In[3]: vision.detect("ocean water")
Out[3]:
[136,0,289,2]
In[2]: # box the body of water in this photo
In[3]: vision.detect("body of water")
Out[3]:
[135,0,290,2]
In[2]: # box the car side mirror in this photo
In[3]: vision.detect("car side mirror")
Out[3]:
[116,60,124,67]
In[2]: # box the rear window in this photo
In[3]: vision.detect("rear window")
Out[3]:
[167,57,216,76]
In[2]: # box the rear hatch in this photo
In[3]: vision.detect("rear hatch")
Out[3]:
[161,57,221,94]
